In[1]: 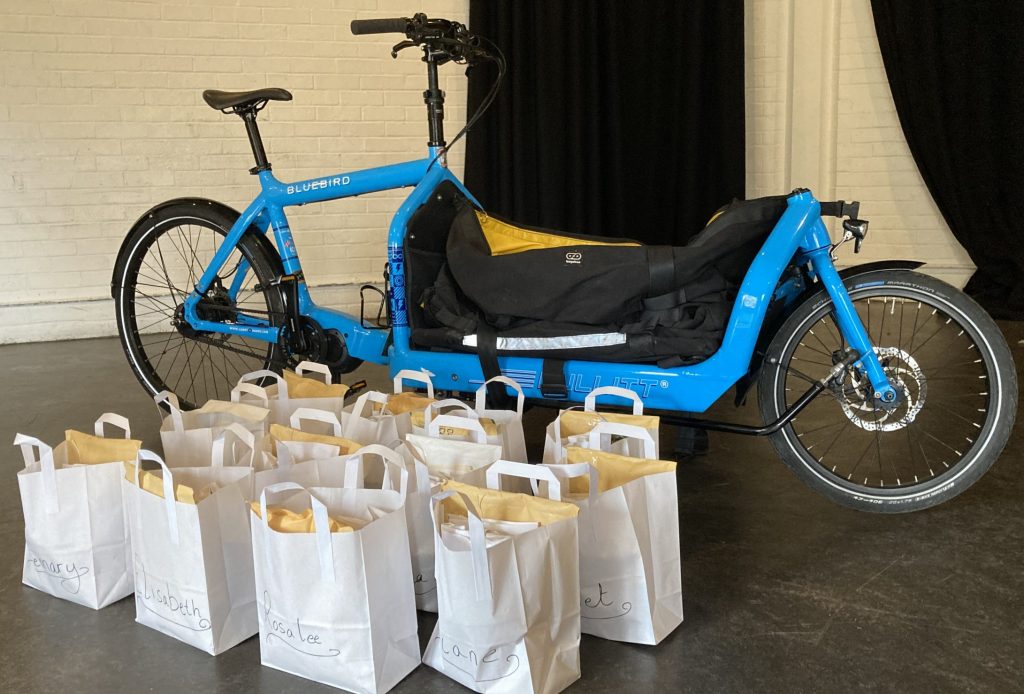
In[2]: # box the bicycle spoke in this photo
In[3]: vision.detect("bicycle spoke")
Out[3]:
[781,286,991,491]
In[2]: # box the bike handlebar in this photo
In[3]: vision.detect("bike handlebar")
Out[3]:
[350,18,410,35]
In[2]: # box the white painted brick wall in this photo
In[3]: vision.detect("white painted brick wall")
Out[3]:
[0,0,468,343]
[746,0,973,286]
[3,0,974,344]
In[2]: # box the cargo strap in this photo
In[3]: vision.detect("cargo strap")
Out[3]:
[476,323,513,408]
[819,200,860,219]
[632,273,730,329]
[646,245,676,297]
[540,359,568,399]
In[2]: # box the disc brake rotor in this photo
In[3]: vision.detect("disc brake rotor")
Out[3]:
[836,347,927,432]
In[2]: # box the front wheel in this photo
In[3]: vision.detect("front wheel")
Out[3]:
[759,270,1017,513]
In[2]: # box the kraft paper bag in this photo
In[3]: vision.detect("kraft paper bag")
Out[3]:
[156,390,269,468]
[423,463,582,694]
[123,450,257,655]
[15,413,140,609]
[546,421,683,645]
[542,386,660,463]
[235,362,350,431]
[251,474,419,694]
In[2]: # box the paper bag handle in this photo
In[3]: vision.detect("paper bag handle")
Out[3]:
[289,408,343,436]
[584,386,644,415]
[238,370,288,400]
[14,434,60,514]
[341,444,409,499]
[231,382,271,407]
[551,405,598,463]
[93,413,131,439]
[393,369,435,399]
[275,442,294,469]
[424,398,476,429]
[350,390,391,419]
[135,449,180,546]
[431,489,491,602]
[542,462,599,505]
[475,376,525,416]
[485,460,562,500]
[259,482,334,582]
[154,390,184,432]
[587,421,656,459]
[428,414,487,444]
[212,423,256,468]
[401,440,435,494]
[295,361,332,385]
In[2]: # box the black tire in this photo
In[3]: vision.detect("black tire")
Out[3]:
[759,270,1017,513]
[114,201,285,409]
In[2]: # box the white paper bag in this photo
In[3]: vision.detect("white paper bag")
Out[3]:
[261,407,360,468]
[542,386,660,463]
[424,462,582,694]
[252,474,419,694]
[236,362,348,430]
[396,427,501,614]
[341,390,405,447]
[156,390,269,468]
[474,376,528,463]
[15,413,138,610]
[125,450,257,655]
[403,414,504,487]
[545,421,682,645]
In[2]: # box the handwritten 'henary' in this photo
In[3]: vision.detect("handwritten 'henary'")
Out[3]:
[28,555,90,594]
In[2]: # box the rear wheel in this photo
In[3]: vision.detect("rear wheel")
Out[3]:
[759,270,1017,512]
[114,201,285,409]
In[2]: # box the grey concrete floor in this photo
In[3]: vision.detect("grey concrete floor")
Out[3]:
[1,332,1022,693]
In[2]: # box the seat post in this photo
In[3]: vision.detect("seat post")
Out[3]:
[239,108,271,174]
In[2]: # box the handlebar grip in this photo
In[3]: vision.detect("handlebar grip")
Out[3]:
[350,18,410,35]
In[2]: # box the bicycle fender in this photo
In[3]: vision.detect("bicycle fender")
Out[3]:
[733,259,925,406]
[110,197,283,299]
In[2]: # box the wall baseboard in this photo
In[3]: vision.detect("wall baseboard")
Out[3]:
[0,283,370,345]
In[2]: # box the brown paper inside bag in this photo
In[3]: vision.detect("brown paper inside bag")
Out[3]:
[557,409,660,438]
[385,392,435,415]
[122,463,217,504]
[440,480,578,527]
[282,369,350,399]
[269,423,362,456]
[409,410,499,437]
[564,447,676,494]
[249,503,357,533]
[65,430,142,465]
[194,399,269,423]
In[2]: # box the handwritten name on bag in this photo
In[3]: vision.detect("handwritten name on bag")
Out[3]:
[135,561,212,631]
[581,582,633,620]
[27,555,90,595]
[262,592,340,658]
[435,634,521,683]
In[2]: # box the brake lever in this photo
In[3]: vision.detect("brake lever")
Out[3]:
[390,40,417,58]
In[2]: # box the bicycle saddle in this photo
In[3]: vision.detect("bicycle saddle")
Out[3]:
[202,88,292,112]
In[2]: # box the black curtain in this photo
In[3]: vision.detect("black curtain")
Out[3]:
[871,1,1024,319]
[464,1,745,245]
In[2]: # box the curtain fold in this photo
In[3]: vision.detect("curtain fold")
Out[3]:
[870,1,1024,319]
[464,0,745,245]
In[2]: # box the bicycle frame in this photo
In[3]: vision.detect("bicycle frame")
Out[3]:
[182,149,896,413]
